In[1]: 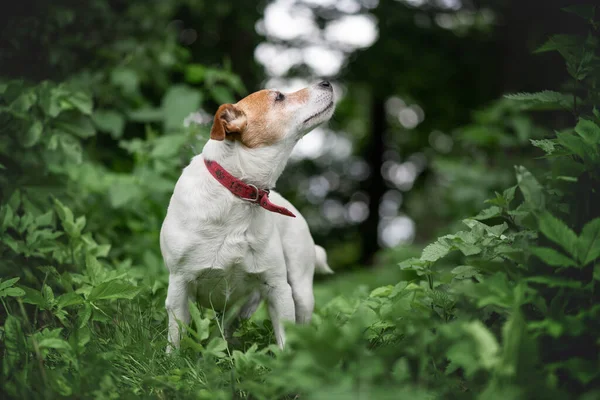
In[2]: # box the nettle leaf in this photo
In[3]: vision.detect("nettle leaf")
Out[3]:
[474,206,502,221]
[469,273,514,309]
[421,240,450,262]
[557,131,596,162]
[398,257,430,276]
[516,166,545,211]
[88,281,140,302]
[451,265,483,281]
[574,118,600,145]
[577,218,600,265]
[530,139,556,155]
[529,246,578,267]
[505,91,573,109]
[534,34,580,55]
[538,212,578,259]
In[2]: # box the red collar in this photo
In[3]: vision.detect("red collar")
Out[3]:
[204,158,296,218]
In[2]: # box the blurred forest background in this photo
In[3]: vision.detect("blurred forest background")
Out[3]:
[0,0,586,269]
[2,0,600,399]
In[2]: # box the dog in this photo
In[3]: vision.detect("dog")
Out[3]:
[160,81,335,351]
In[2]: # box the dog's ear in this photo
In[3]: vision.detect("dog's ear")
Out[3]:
[210,104,247,141]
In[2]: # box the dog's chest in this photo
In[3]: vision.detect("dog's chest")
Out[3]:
[187,219,274,309]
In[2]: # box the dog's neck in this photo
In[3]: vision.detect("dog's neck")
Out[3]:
[201,138,295,189]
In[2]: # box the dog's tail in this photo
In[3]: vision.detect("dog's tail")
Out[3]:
[314,245,334,274]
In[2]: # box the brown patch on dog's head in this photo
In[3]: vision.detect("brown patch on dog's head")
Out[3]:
[209,88,313,148]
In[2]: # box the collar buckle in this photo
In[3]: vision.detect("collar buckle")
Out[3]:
[241,184,260,203]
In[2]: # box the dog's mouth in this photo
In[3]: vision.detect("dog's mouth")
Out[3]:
[303,101,334,124]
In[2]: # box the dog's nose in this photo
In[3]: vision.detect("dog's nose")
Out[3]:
[318,80,331,89]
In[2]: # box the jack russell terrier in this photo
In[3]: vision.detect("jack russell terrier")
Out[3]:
[160,81,335,351]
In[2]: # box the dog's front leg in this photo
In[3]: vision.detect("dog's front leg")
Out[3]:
[165,274,191,353]
[262,277,295,349]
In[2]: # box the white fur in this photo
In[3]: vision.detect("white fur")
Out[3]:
[160,82,335,350]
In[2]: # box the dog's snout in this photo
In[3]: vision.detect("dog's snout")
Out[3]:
[318,80,332,90]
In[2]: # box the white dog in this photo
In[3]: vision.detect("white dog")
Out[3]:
[160,81,335,351]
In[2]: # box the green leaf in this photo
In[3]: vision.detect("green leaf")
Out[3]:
[10,89,37,113]
[53,114,96,138]
[20,120,43,147]
[0,278,25,298]
[451,265,483,281]
[505,91,573,109]
[455,241,481,256]
[516,166,545,211]
[370,285,394,298]
[210,85,235,105]
[534,34,580,54]
[38,338,72,351]
[188,300,210,342]
[526,276,582,288]
[162,85,202,131]
[93,110,125,139]
[20,285,48,308]
[574,118,600,145]
[562,5,596,20]
[577,218,600,265]
[88,281,140,302]
[111,67,139,94]
[78,303,92,328]
[498,307,528,378]
[0,277,20,292]
[463,321,499,369]
[563,358,600,384]
[4,316,23,368]
[206,337,228,358]
[1,287,25,298]
[557,131,596,163]
[421,241,450,262]
[57,292,84,308]
[65,91,93,115]
[185,64,206,83]
[530,246,578,267]
[538,211,578,258]
[530,139,556,155]
[127,107,163,123]
[474,206,502,221]
[58,133,83,163]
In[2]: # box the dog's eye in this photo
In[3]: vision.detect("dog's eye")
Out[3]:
[275,92,285,102]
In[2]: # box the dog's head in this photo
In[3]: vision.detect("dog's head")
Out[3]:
[209,81,335,148]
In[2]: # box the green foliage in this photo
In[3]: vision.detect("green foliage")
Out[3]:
[1,3,600,400]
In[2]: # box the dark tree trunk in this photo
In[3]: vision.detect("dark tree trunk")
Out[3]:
[359,96,387,266]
